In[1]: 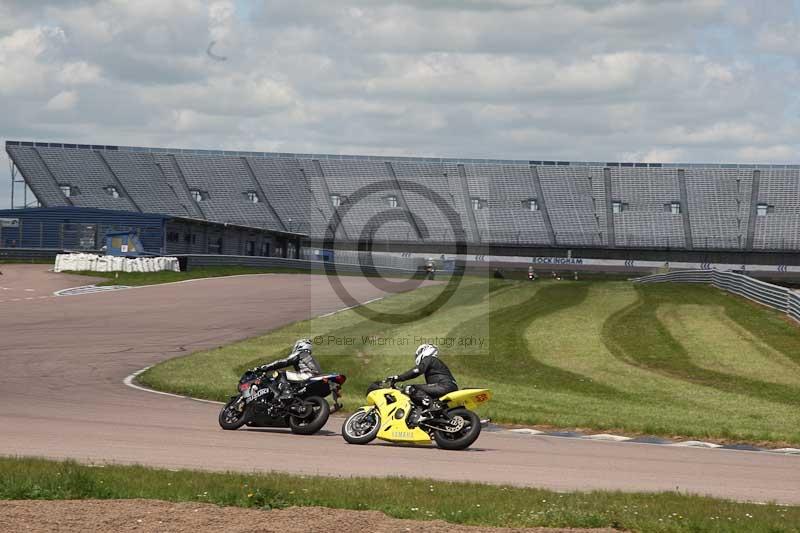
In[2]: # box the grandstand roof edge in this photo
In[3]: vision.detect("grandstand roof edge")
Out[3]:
[5,139,799,169]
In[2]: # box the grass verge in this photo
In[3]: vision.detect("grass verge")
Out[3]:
[1,457,797,532]
[80,266,318,287]
[0,258,53,264]
[139,279,800,445]
[70,265,429,287]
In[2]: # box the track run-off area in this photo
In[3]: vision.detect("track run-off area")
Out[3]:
[0,265,798,505]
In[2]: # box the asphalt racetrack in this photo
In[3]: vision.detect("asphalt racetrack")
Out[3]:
[0,265,798,505]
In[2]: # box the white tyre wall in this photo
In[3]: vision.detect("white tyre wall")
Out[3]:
[53,254,181,273]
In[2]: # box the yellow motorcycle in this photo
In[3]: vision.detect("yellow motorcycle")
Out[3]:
[342,379,491,450]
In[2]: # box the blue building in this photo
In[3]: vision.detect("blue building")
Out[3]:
[0,206,303,257]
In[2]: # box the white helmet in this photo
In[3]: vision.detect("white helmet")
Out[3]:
[291,338,313,355]
[414,343,439,366]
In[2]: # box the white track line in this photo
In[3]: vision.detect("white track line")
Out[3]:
[318,296,385,318]
[53,284,102,296]
[585,433,632,442]
[123,297,385,401]
[671,440,723,448]
[123,367,223,405]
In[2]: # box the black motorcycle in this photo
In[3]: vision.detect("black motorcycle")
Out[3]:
[218,370,346,435]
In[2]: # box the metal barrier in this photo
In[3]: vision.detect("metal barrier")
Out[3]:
[634,269,799,324]
[712,271,790,312]
[789,291,800,323]
[633,270,713,284]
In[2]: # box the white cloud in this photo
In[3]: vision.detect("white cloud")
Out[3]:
[620,148,687,163]
[57,61,102,85]
[209,0,235,42]
[0,26,66,94]
[737,144,797,163]
[663,122,771,146]
[45,90,78,111]
[756,22,800,55]
[1,0,800,208]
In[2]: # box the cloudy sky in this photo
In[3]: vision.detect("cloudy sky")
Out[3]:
[1,0,799,207]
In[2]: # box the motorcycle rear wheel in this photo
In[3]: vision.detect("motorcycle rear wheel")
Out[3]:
[218,398,250,430]
[432,408,481,450]
[288,396,330,435]
[342,409,380,445]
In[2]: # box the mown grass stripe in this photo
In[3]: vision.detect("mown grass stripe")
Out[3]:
[447,282,623,397]
[603,284,800,408]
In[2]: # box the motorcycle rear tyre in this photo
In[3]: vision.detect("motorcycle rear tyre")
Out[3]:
[288,396,330,435]
[432,408,481,450]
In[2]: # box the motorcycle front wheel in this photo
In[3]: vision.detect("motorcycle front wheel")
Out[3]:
[342,409,380,444]
[288,396,330,435]
[218,397,250,430]
[432,408,481,450]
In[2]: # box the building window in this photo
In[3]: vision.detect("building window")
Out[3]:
[612,200,626,213]
[184,233,192,244]
[756,203,774,216]
[59,184,78,197]
[245,191,260,203]
[471,197,487,210]
[385,195,398,208]
[104,186,120,199]
[669,201,681,215]
[190,189,209,202]
[166,231,180,243]
[330,194,342,207]
[522,199,539,211]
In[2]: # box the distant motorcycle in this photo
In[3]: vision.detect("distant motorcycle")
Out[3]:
[218,369,346,435]
[342,378,491,450]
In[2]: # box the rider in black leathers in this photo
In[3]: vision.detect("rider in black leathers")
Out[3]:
[252,338,321,399]
[388,344,458,411]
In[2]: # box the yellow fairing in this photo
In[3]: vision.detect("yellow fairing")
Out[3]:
[366,388,430,444]
[440,388,492,410]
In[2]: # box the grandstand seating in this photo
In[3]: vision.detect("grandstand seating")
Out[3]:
[244,157,312,235]
[392,161,465,242]
[684,168,751,249]
[6,146,71,208]
[467,163,549,245]
[149,154,206,219]
[611,167,685,249]
[103,151,195,218]
[753,168,800,250]
[36,147,139,212]
[316,159,407,242]
[537,165,604,246]
[7,141,800,251]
